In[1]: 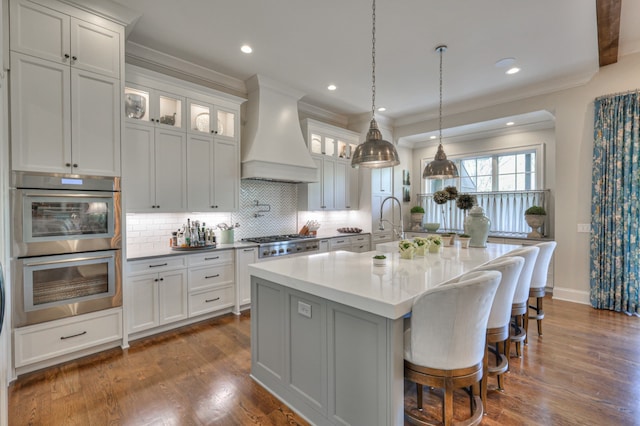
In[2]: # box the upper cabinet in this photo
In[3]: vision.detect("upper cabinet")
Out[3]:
[298,119,361,211]
[122,65,244,213]
[9,0,124,176]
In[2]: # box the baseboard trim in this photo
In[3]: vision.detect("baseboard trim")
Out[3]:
[552,286,590,305]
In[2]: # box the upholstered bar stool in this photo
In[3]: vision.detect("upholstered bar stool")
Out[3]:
[503,246,539,358]
[467,257,524,411]
[404,271,501,426]
[525,241,557,343]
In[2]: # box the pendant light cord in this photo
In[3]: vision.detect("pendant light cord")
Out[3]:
[371,0,376,119]
[438,46,444,145]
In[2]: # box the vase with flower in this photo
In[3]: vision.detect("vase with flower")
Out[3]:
[426,235,442,253]
[413,237,430,256]
[398,239,416,259]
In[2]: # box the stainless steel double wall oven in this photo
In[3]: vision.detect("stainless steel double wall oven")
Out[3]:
[11,172,122,327]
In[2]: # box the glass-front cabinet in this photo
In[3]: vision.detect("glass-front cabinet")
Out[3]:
[299,119,361,211]
[188,99,237,140]
[124,84,184,130]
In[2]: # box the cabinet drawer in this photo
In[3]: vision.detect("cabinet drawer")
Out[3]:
[371,232,393,243]
[187,249,233,267]
[14,309,122,367]
[351,234,370,244]
[189,285,234,317]
[351,243,370,253]
[330,237,352,250]
[128,256,186,275]
[188,264,234,291]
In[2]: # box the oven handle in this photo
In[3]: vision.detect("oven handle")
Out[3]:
[25,254,114,267]
[23,192,114,198]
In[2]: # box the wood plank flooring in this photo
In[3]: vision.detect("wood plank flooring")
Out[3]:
[9,297,640,425]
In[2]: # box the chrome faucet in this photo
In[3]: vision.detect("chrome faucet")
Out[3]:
[379,196,405,240]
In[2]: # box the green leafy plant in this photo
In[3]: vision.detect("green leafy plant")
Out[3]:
[459,233,470,238]
[525,205,546,215]
[373,255,387,259]
[410,205,425,214]
[456,194,475,211]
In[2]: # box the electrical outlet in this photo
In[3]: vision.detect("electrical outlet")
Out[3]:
[577,223,591,233]
[298,301,312,318]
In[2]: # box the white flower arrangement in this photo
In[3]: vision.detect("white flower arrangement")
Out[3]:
[413,237,431,247]
[399,239,417,251]
[426,235,442,246]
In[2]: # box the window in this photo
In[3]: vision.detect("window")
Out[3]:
[419,146,548,236]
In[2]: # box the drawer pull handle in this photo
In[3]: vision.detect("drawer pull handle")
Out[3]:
[205,297,221,303]
[60,331,87,340]
[204,256,219,260]
[149,263,168,268]
[243,249,254,252]
[205,274,220,279]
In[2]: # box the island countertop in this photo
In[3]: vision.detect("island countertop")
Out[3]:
[248,242,520,320]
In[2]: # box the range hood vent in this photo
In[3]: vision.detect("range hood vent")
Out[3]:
[241,75,318,183]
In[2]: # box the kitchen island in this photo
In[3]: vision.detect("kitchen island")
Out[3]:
[248,243,520,426]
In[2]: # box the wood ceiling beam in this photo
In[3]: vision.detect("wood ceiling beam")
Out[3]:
[596,0,622,67]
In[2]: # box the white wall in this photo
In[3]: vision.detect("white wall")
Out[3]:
[396,51,640,305]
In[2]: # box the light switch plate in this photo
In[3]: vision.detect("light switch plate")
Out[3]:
[577,223,591,233]
[298,301,312,318]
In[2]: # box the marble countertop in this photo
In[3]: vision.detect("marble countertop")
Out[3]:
[248,242,520,320]
[126,241,258,261]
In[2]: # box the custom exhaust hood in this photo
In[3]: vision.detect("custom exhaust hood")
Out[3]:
[241,74,318,183]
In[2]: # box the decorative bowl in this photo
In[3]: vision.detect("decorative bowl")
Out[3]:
[424,223,440,232]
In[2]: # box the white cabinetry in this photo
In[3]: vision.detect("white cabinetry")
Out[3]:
[13,308,122,372]
[123,65,243,213]
[372,168,392,194]
[127,256,188,334]
[187,250,235,317]
[371,167,395,243]
[235,246,258,312]
[298,119,360,211]
[123,122,187,212]
[9,0,123,176]
[329,234,371,253]
[187,134,239,212]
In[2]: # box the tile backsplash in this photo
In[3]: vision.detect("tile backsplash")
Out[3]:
[126,180,370,253]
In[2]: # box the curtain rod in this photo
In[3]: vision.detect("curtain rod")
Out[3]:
[595,89,640,101]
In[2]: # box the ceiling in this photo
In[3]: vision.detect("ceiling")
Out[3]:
[114,0,639,130]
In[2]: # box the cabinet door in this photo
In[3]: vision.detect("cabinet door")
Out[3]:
[372,194,394,235]
[186,134,214,211]
[334,162,348,210]
[372,167,392,194]
[159,270,188,325]
[214,106,237,140]
[347,166,360,210]
[70,17,120,78]
[71,68,120,176]
[10,52,71,173]
[128,273,159,333]
[302,156,323,211]
[236,247,257,308]
[123,123,156,211]
[213,139,239,211]
[322,158,336,210]
[155,128,187,211]
[10,0,70,64]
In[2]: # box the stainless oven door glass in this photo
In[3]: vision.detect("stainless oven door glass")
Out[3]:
[24,192,114,241]
[13,250,122,327]
[12,190,121,257]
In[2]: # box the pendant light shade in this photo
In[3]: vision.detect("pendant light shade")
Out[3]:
[351,118,400,169]
[423,45,458,179]
[351,0,400,169]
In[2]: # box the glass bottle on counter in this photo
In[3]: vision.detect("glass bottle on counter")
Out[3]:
[185,219,192,247]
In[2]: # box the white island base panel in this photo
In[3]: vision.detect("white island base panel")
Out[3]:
[249,244,520,426]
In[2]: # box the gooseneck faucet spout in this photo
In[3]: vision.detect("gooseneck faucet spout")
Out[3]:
[379,196,405,240]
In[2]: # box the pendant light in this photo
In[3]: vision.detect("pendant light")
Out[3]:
[351,0,400,169]
[422,45,459,179]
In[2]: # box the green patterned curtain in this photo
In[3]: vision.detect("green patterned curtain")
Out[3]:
[590,91,640,314]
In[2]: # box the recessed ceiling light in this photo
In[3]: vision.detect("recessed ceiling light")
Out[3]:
[327,84,337,91]
[506,121,515,126]
[377,107,386,112]
[430,135,437,140]
[241,44,252,54]
[506,67,521,75]
[495,57,516,68]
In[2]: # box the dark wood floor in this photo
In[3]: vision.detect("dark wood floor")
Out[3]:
[9,296,640,425]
